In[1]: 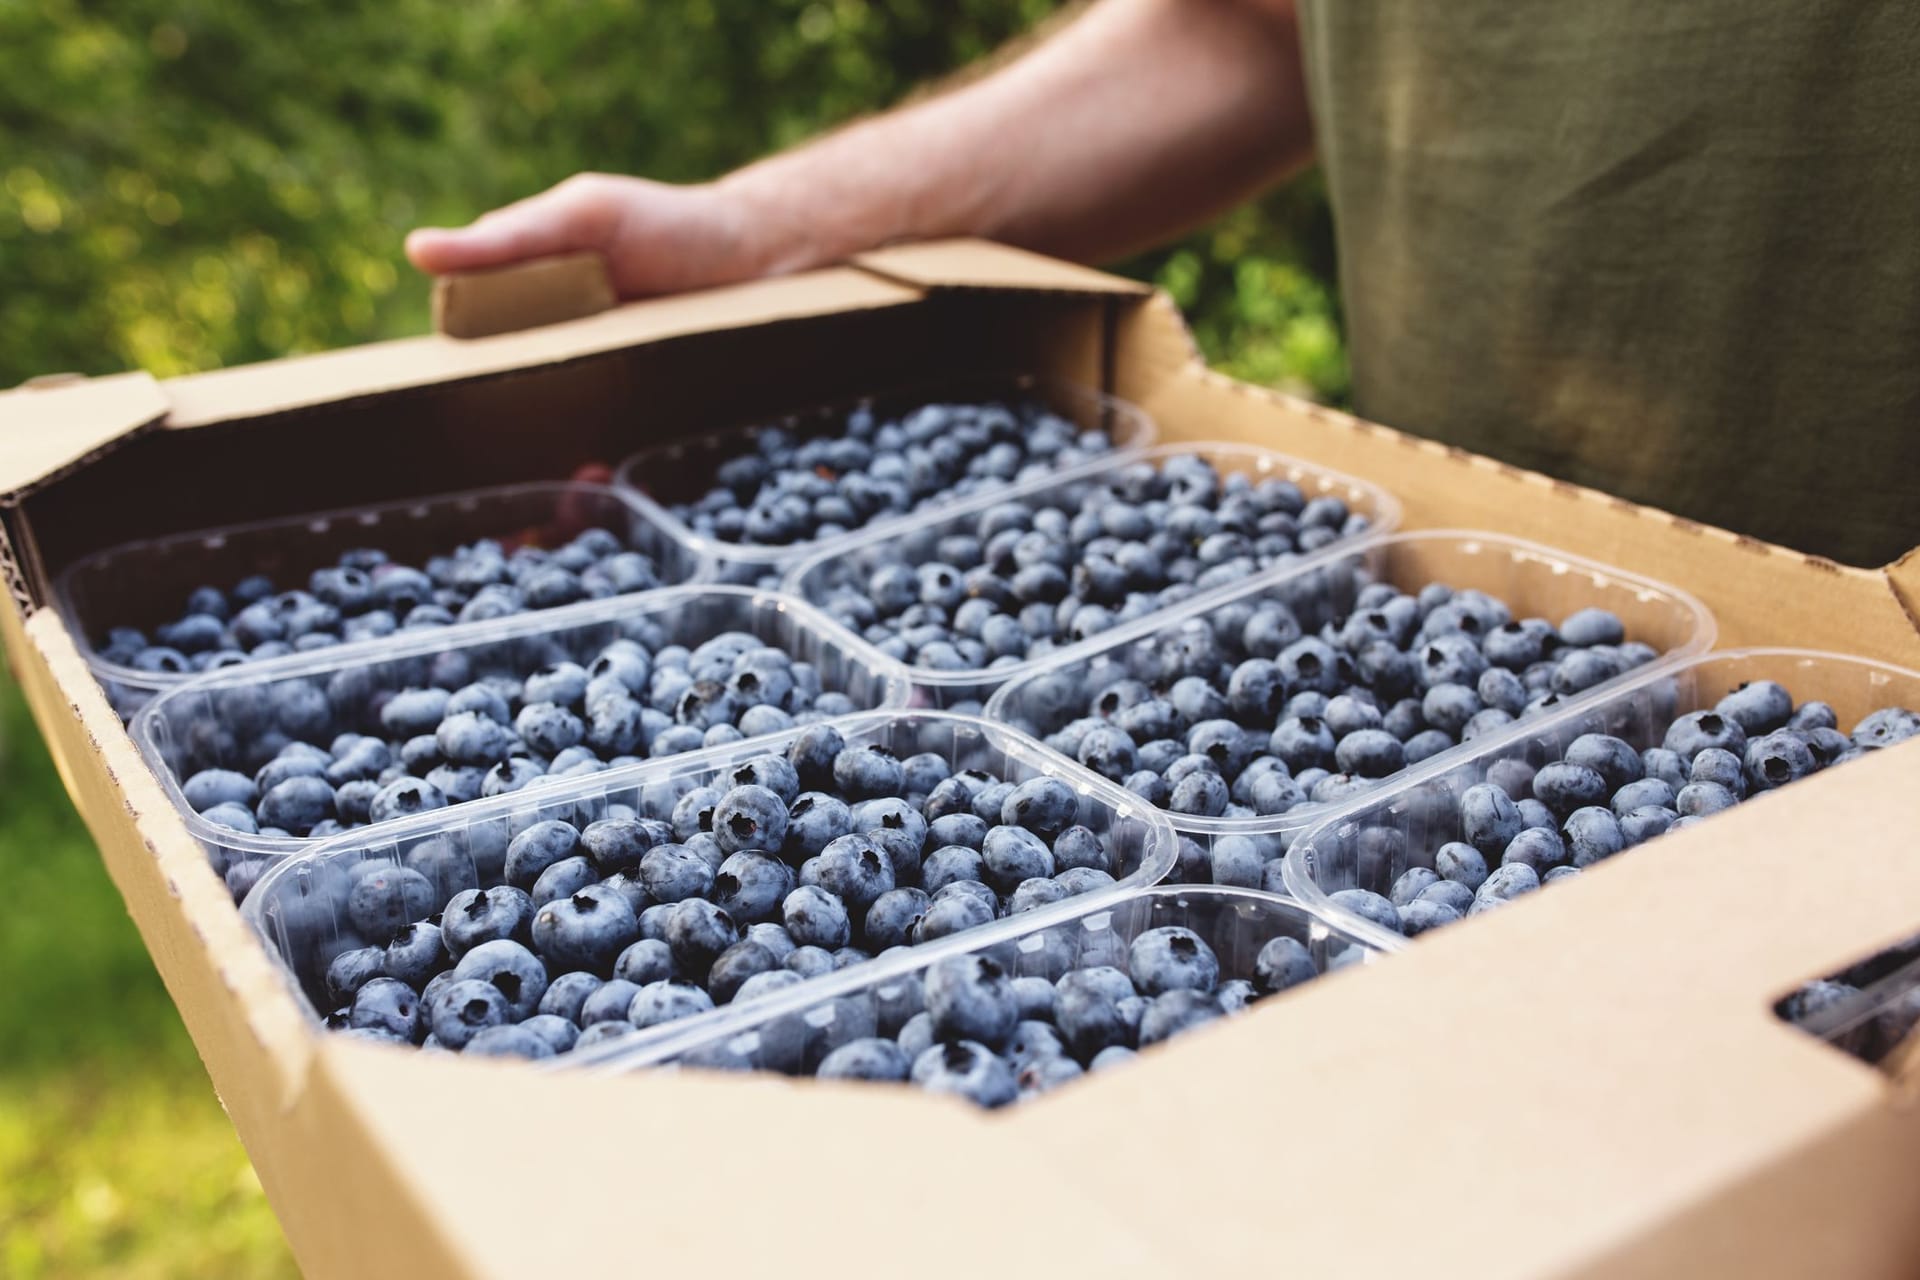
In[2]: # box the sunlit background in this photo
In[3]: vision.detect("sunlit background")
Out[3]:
[0,2,1346,1272]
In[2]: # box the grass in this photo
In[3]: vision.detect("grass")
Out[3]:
[0,673,297,1278]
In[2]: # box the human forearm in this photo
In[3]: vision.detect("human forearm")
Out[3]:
[407,0,1312,295]
[722,0,1314,270]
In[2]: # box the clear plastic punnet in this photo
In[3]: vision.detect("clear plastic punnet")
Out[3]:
[1284,648,1920,951]
[57,480,712,721]
[613,374,1158,589]
[984,530,1714,889]
[135,587,911,889]
[784,442,1402,711]
[239,711,1180,1047]
[572,884,1380,1085]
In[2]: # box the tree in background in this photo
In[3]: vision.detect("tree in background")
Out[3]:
[1,0,1346,399]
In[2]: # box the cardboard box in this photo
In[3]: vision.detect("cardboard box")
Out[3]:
[4,240,1920,1279]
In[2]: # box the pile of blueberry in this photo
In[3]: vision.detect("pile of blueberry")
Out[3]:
[668,397,1118,550]
[670,923,1354,1106]
[1019,577,1657,848]
[1320,682,1920,941]
[814,453,1369,675]
[96,527,669,681]
[177,629,859,897]
[274,727,1142,1059]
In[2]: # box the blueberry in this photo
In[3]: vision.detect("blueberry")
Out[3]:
[1501,826,1568,872]
[259,775,336,836]
[707,941,780,1004]
[538,971,603,1022]
[1471,862,1540,914]
[1563,734,1643,793]
[531,856,600,909]
[183,769,257,813]
[712,851,794,924]
[1675,781,1740,817]
[462,1024,556,1060]
[1335,729,1406,779]
[442,886,535,959]
[326,946,388,1005]
[818,1037,913,1082]
[663,898,740,979]
[1128,926,1221,996]
[351,977,424,1043]
[1559,608,1624,648]
[1459,783,1524,857]
[801,834,896,914]
[1619,805,1677,845]
[924,954,1019,1048]
[504,820,582,890]
[532,885,640,975]
[1663,711,1749,762]
[1252,936,1318,992]
[864,887,931,948]
[1138,989,1226,1046]
[1531,763,1609,819]
[1328,888,1402,935]
[1169,771,1230,817]
[1610,777,1678,818]
[1744,729,1818,791]
[346,866,435,943]
[383,921,447,989]
[788,724,846,789]
[981,826,1055,893]
[785,946,837,979]
[921,846,988,896]
[612,937,676,987]
[629,982,721,1028]
[832,744,905,800]
[573,979,645,1026]
[427,978,510,1050]
[451,939,549,1021]
[712,784,790,856]
[910,1041,1017,1108]
[369,777,448,825]
[1562,807,1626,867]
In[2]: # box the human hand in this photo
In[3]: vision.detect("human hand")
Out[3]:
[405,173,809,299]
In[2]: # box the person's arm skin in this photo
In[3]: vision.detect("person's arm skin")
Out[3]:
[406,0,1310,298]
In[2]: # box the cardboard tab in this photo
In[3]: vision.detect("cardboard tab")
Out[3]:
[853,238,1152,296]
[431,252,617,339]
[0,371,169,498]
[1887,547,1920,635]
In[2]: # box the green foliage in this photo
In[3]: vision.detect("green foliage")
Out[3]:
[0,0,1345,398]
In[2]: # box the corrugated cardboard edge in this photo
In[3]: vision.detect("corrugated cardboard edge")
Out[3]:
[1111,290,1920,658]
[0,371,169,501]
[430,251,617,340]
[851,238,1154,296]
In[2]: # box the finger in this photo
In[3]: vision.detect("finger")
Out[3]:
[404,178,624,275]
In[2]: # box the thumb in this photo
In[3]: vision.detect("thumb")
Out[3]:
[405,175,627,276]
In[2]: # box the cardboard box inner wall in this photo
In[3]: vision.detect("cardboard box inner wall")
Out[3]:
[4,241,1920,1280]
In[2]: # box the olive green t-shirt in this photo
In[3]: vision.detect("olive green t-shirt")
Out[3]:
[1296,1,1920,566]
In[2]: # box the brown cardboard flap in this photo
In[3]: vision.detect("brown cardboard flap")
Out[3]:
[430,252,617,339]
[1018,739,1920,1277]
[0,372,169,499]
[852,238,1153,296]
[161,268,925,429]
